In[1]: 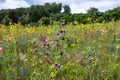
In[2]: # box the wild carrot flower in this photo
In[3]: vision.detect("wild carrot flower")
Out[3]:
[101,69,107,74]
[19,53,27,61]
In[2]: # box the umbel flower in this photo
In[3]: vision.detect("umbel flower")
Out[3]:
[19,53,27,61]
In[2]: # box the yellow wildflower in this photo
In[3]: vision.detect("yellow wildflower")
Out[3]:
[77,38,80,42]
[87,17,91,21]
[116,44,120,49]
[49,64,54,69]
[116,38,120,41]
[50,72,56,78]
[39,59,42,64]
[71,43,76,47]
[74,20,79,25]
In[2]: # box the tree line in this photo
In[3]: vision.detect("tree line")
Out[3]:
[0,2,120,26]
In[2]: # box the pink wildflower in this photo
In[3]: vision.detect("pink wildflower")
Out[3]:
[0,47,2,51]
[66,54,71,59]
[49,41,54,44]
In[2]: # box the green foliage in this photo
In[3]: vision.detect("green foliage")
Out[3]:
[63,5,71,14]
[38,17,50,26]
[0,3,120,25]
[2,16,11,26]
[19,14,31,25]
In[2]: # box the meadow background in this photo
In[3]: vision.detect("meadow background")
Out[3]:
[0,2,120,80]
[0,21,120,80]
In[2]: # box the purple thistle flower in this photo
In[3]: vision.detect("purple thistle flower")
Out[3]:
[63,30,66,33]
[46,44,50,47]
[42,36,47,43]
[80,62,87,66]
[67,40,71,43]
[62,23,65,26]
[61,37,65,40]
[60,52,64,56]
[60,30,66,34]
[60,30,63,34]
[55,39,59,42]
[45,53,49,56]
[81,56,86,59]
[88,53,94,57]
[58,18,61,22]
[54,63,60,68]
[46,60,50,64]
[35,50,38,52]
[56,33,59,36]
[34,45,38,48]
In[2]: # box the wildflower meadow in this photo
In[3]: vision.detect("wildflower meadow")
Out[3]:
[0,20,120,80]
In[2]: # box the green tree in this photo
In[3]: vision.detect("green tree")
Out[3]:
[63,5,71,14]
[38,17,50,26]
[87,7,100,22]
[19,14,30,25]
[7,10,19,23]
[2,15,11,26]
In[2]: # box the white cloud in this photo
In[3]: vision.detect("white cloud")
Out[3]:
[70,0,120,13]
[0,0,29,10]
[0,0,120,13]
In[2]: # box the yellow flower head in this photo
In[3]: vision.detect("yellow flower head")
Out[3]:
[116,44,120,49]
[116,38,120,41]
[50,72,56,78]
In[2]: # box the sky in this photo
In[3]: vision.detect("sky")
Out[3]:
[0,0,120,13]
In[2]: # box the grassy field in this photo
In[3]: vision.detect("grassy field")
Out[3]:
[0,21,120,80]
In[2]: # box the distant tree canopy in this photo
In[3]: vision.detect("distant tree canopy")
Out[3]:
[0,2,120,26]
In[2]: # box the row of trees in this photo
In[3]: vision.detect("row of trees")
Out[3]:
[0,2,120,26]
